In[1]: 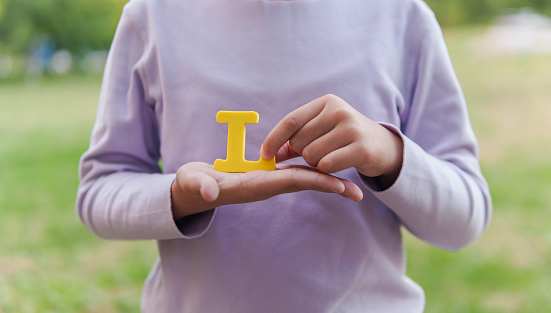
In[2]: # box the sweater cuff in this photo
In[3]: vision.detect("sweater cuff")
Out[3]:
[166,178,217,239]
[136,174,216,240]
[174,209,217,238]
[360,123,431,210]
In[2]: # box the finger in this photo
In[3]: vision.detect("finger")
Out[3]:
[288,108,336,155]
[182,171,220,202]
[266,166,346,194]
[274,165,362,201]
[288,168,346,194]
[275,142,301,163]
[261,96,327,160]
[300,130,351,169]
[339,179,364,202]
[316,144,364,174]
[199,175,220,202]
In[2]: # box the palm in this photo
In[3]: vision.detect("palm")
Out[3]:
[172,162,362,218]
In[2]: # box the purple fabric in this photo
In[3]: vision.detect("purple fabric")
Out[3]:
[77,0,492,312]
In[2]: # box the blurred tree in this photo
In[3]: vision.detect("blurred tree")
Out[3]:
[425,0,551,26]
[0,0,5,47]
[0,0,125,54]
[1,0,551,55]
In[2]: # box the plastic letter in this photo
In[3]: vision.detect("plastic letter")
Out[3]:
[214,111,276,173]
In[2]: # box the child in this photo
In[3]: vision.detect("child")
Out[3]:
[77,0,492,311]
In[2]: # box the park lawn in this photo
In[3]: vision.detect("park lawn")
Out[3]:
[406,27,551,313]
[1,27,551,312]
[0,76,157,312]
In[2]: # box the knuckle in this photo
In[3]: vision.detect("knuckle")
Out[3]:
[288,137,303,155]
[317,159,333,173]
[285,169,300,192]
[332,106,352,122]
[283,114,301,132]
[344,124,362,141]
[323,93,340,102]
[301,147,319,168]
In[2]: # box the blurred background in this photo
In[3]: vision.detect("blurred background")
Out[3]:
[1,0,550,312]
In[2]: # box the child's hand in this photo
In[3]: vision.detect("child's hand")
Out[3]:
[260,94,403,188]
[171,162,362,219]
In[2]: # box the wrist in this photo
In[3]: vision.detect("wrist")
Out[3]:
[170,179,187,220]
[171,177,218,220]
[356,125,403,188]
[377,130,404,189]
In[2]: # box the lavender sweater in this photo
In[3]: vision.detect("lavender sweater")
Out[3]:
[77,0,492,312]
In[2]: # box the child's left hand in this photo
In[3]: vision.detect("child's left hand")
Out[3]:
[261,94,404,189]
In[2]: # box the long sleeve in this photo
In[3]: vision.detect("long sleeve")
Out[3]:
[365,9,492,251]
[76,6,201,240]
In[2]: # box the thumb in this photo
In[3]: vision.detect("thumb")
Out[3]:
[199,175,220,202]
[182,171,220,202]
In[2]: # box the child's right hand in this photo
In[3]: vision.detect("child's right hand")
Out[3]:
[171,162,362,219]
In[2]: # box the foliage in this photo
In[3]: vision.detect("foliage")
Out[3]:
[1,0,551,56]
[425,0,551,26]
[0,0,125,54]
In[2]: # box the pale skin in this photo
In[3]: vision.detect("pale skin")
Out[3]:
[171,94,403,220]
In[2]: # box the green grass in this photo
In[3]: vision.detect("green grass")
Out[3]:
[1,27,551,312]
[0,76,157,312]
[405,27,551,313]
